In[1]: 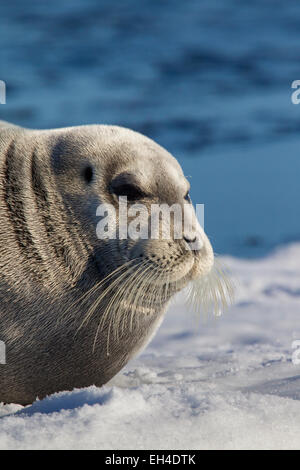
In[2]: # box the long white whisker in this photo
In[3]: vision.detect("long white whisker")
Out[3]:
[92,260,149,353]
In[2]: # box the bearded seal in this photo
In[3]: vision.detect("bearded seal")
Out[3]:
[0,120,224,405]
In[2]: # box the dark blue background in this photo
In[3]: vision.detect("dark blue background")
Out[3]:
[1,0,300,257]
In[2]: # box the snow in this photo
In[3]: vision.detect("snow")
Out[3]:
[1,244,300,450]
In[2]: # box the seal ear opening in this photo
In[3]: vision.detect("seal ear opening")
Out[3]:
[83,165,94,184]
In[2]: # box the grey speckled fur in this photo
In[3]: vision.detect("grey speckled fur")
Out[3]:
[0,121,213,404]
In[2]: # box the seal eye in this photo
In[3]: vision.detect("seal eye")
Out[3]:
[184,191,191,202]
[112,183,144,201]
[110,173,146,201]
[83,166,93,184]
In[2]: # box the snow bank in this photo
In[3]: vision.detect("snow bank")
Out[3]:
[1,244,300,449]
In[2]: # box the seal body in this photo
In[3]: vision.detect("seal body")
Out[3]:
[0,121,213,404]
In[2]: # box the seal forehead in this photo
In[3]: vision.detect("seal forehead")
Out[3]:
[49,125,189,200]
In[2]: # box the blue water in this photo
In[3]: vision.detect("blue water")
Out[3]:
[1,0,300,257]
